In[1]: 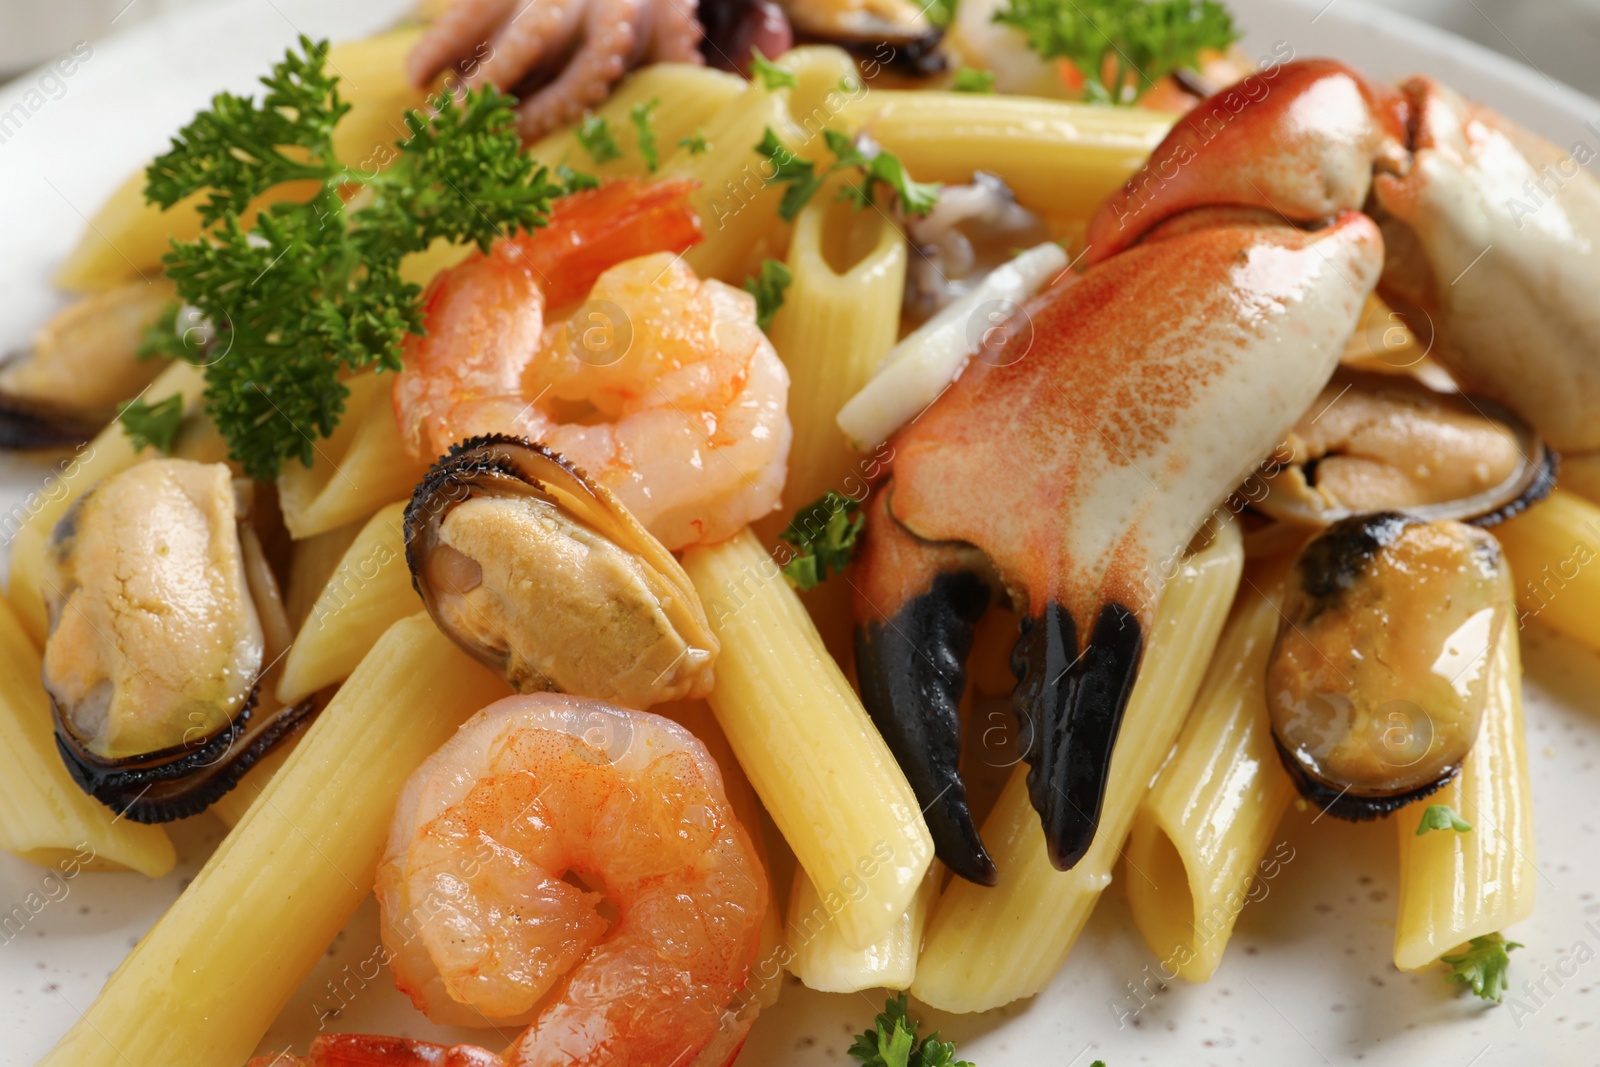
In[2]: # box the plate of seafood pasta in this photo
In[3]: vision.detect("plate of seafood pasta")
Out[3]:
[3,0,1600,1063]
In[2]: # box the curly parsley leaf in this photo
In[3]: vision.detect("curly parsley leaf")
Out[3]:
[1442,932,1522,1003]
[750,47,799,89]
[742,258,793,331]
[926,0,959,28]
[993,0,1238,104]
[953,67,996,92]
[630,98,661,172]
[146,36,562,480]
[1416,804,1473,836]
[678,129,710,155]
[117,394,185,454]
[848,994,974,1067]
[556,162,601,194]
[757,126,939,222]
[576,112,623,164]
[136,303,189,362]
[780,490,865,591]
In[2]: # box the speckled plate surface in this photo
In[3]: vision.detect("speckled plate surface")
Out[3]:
[2,1,1599,1063]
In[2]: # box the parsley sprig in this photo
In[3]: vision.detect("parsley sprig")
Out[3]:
[743,258,793,331]
[1416,804,1473,836]
[1442,932,1522,1003]
[755,127,939,223]
[994,0,1237,104]
[117,395,185,454]
[779,490,864,590]
[576,112,623,164]
[849,994,973,1067]
[144,36,563,480]
[630,98,661,172]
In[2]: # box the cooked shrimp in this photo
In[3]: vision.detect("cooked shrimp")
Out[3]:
[257,694,768,1067]
[393,180,791,550]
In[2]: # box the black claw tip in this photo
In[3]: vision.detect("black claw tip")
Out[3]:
[1012,602,1144,871]
[856,571,997,886]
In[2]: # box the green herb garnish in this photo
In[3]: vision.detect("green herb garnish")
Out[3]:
[779,490,865,590]
[145,36,563,480]
[993,0,1238,104]
[925,0,960,29]
[678,129,710,155]
[1442,932,1522,1003]
[630,98,661,172]
[556,162,601,193]
[743,258,793,331]
[953,67,997,93]
[750,48,799,90]
[848,993,973,1067]
[576,112,623,163]
[1416,804,1473,836]
[756,126,940,222]
[117,394,185,454]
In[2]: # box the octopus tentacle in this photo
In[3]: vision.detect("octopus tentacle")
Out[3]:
[467,0,589,92]
[514,0,648,142]
[407,0,518,88]
[649,0,705,64]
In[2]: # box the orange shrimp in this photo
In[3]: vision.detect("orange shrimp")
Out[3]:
[254,694,768,1067]
[393,179,791,550]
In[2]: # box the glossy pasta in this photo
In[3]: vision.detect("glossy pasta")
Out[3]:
[1392,618,1535,971]
[681,527,934,951]
[0,596,175,877]
[767,197,905,515]
[36,614,509,1067]
[276,500,416,705]
[276,371,430,541]
[787,861,940,993]
[1123,569,1296,983]
[837,90,1173,220]
[1496,488,1600,652]
[911,519,1244,1013]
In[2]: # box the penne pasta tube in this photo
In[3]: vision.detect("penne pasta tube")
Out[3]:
[787,860,941,993]
[663,82,800,284]
[681,528,934,950]
[837,91,1173,219]
[0,595,174,876]
[37,614,510,1067]
[768,196,905,512]
[1392,617,1535,971]
[276,370,430,541]
[277,501,416,705]
[911,518,1243,1013]
[283,519,364,631]
[527,64,747,178]
[54,27,429,292]
[6,360,206,647]
[836,242,1069,451]
[1123,568,1295,983]
[1495,488,1600,652]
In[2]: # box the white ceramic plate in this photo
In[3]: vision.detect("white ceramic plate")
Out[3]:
[3,2,1599,1063]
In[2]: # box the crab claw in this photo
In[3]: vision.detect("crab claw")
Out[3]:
[854,490,996,886]
[856,206,1383,876]
[1089,57,1600,456]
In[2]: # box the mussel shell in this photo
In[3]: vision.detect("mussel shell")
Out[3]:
[1251,371,1556,529]
[0,366,106,449]
[51,686,319,823]
[405,434,717,704]
[1265,512,1510,821]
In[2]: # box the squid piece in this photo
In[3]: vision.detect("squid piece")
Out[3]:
[854,206,1382,883]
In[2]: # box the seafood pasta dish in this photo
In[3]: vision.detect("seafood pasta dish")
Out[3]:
[7,0,1600,1062]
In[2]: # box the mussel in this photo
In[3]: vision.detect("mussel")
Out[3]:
[0,281,173,449]
[42,459,310,822]
[405,435,717,709]
[1252,369,1555,528]
[1265,513,1513,819]
[782,0,945,75]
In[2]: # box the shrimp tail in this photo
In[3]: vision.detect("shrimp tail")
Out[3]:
[505,178,704,308]
[250,1034,504,1067]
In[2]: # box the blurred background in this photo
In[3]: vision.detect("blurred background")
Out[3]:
[2,0,1600,97]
